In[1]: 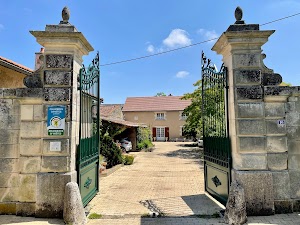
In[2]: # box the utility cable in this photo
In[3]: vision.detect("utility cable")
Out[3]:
[100,12,300,67]
[100,38,218,67]
[260,12,300,26]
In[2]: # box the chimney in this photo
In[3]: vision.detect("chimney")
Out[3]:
[34,48,44,70]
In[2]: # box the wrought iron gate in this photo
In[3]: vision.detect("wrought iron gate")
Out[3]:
[201,52,231,205]
[77,52,100,207]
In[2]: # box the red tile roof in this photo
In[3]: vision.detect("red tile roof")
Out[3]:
[0,56,33,73]
[101,116,146,128]
[122,96,191,112]
[100,104,123,119]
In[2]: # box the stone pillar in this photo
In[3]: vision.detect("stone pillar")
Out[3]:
[29,7,93,217]
[212,7,280,215]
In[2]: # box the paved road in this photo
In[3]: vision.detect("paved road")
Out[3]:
[87,142,300,225]
[88,142,221,218]
[1,142,299,224]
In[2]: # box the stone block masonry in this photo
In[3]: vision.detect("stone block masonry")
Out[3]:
[0,6,93,218]
[212,7,300,215]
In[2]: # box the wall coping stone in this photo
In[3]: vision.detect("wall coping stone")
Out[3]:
[265,86,300,97]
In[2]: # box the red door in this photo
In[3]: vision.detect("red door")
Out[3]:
[165,127,169,141]
[152,127,156,140]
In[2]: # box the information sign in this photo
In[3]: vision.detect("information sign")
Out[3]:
[47,106,66,136]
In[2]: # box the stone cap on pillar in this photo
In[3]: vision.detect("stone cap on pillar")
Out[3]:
[212,7,275,55]
[227,6,259,32]
[30,6,94,58]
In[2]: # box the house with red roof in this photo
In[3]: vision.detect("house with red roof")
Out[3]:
[122,96,191,141]
[0,56,33,88]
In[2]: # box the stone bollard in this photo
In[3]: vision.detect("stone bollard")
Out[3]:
[63,182,87,225]
[224,181,247,225]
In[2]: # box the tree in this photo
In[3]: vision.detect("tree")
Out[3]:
[181,78,226,139]
[181,80,202,140]
[155,92,166,96]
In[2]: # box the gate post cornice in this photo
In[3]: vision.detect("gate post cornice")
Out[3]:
[213,30,275,55]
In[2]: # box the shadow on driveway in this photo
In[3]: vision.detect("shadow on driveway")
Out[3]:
[140,193,223,218]
[158,148,204,161]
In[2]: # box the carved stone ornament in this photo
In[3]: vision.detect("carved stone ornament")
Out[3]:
[23,54,44,88]
[46,55,73,69]
[262,73,282,86]
[235,6,245,24]
[235,7,243,21]
[261,53,274,73]
[23,74,43,88]
[60,6,70,24]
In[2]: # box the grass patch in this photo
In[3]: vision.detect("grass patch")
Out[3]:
[88,212,102,219]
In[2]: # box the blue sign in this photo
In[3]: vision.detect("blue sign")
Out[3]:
[47,106,66,136]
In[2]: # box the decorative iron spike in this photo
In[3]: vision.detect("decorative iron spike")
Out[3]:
[201,51,207,65]
[62,6,70,22]
[235,6,243,22]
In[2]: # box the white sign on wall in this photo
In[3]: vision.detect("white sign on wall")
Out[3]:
[50,141,61,152]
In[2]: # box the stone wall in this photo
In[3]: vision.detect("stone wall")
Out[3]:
[0,7,93,217]
[0,87,74,216]
[264,88,300,213]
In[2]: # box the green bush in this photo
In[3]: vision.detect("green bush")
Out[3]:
[137,142,145,150]
[137,139,154,150]
[122,154,134,165]
[100,135,123,168]
[144,139,154,148]
[136,127,154,150]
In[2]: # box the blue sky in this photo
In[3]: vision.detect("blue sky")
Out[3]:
[1,1,300,103]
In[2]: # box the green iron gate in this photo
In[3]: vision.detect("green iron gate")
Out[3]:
[77,52,100,207]
[201,52,231,205]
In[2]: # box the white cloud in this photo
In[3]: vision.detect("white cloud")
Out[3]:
[147,44,155,53]
[176,71,189,78]
[197,29,219,41]
[163,29,192,48]
[146,28,191,54]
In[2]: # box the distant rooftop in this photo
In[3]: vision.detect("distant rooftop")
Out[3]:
[122,96,191,112]
[0,56,33,75]
[100,104,123,119]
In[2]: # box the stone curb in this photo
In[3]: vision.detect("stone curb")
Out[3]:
[100,164,123,177]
